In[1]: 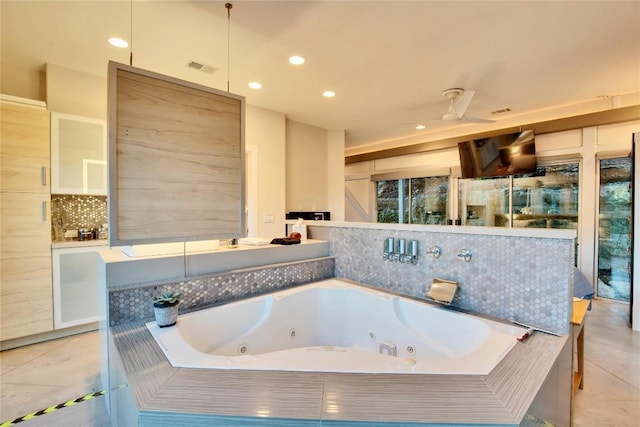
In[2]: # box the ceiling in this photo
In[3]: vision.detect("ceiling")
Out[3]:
[2,1,639,153]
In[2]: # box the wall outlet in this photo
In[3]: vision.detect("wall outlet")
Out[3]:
[64,229,78,238]
[263,213,275,223]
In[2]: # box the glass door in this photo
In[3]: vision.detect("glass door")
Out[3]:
[597,157,632,301]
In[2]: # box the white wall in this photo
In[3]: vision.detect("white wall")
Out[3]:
[246,105,286,239]
[285,120,328,212]
[284,122,345,222]
[46,63,106,119]
[327,129,345,222]
[1,63,46,101]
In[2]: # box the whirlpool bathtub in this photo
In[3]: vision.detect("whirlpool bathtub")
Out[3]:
[146,279,526,375]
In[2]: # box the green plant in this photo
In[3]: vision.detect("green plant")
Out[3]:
[153,292,182,307]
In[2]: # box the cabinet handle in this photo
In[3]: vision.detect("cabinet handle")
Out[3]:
[42,201,47,222]
[41,166,47,186]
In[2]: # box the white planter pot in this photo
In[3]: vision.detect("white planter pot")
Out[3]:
[153,303,179,327]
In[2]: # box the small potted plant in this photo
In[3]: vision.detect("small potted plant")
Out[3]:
[152,291,182,327]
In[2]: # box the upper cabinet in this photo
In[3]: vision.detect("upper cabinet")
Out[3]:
[0,99,50,193]
[51,112,107,195]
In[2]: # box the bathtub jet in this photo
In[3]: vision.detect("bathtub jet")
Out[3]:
[145,279,526,375]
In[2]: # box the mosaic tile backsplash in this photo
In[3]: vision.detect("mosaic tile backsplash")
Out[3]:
[309,226,574,335]
[51,194,108,241]
[109,257,334,326]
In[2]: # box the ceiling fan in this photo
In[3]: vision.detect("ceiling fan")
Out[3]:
[435,88,495,124]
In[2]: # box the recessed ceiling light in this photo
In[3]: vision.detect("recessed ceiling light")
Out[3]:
[323,90,336,98]
[289,55,305,65]
[108,37,129,48]
[416,124,426,130]
[248,82,262,89]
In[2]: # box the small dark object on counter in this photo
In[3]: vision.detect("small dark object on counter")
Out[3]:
[78,228,93,241]
[270,237,301,245]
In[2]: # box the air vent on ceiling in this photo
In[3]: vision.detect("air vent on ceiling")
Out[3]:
[186,61,217,74]
[491,107,512,114]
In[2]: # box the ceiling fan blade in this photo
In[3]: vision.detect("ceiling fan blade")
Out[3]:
[450,89,475,118]
[458,115,496,124]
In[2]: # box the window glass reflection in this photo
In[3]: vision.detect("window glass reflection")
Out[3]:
[377,176,449,224]
[512,163,579,229]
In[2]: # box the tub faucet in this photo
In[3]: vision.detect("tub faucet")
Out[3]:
[426,246,441,258]
[456,249,472,262]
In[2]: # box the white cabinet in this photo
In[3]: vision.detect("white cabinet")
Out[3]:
[51,112,107,195]
[52,246,103,329]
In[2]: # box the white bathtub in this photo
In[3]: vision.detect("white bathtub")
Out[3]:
[146,279,526,375]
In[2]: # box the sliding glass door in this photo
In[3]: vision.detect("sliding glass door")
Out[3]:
[597,157,632,302]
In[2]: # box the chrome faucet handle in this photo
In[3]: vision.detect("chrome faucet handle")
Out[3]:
[426,246,441,258]
[456,249,472,262]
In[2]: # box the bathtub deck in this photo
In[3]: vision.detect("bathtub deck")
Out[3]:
[110,319,569,426]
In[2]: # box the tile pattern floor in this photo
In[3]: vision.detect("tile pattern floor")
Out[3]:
[0,299,638,426]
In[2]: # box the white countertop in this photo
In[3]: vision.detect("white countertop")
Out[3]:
[52,240,109,249]
[287,220,577,240]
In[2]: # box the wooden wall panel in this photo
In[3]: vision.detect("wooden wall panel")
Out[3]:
[0,102,50,193]
[109,63,244,244]
[0,192,53,340]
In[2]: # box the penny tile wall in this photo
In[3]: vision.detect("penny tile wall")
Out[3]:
[51,194,108,241]
[109,257,334,326]
[309,225,574,335]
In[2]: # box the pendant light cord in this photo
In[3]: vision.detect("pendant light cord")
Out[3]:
[226,3,233,92]
[129,0,133,65]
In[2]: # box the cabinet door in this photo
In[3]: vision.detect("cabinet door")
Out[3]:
[0,102,50,193]
[51,112,107,195]
[0,193,53,341]
[52,246,102,329]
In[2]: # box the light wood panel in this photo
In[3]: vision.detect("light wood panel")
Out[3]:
[0,192,53,341]
[0,102,50,193]
[110,63,244,244]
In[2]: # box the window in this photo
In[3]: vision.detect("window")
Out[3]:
[458,162,579,229]
[376,180,399,223]
[597,157,632,301]
[512,163,579,229]
[377,176,449,224]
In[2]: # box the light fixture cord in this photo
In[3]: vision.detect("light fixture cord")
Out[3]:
[226,3,233,92]
[129,0,133,65]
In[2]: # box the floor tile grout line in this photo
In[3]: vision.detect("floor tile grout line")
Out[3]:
[583,356,640,392]
[0,337,77,376]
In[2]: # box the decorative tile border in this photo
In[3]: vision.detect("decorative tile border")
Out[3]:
[109,257,334,326]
